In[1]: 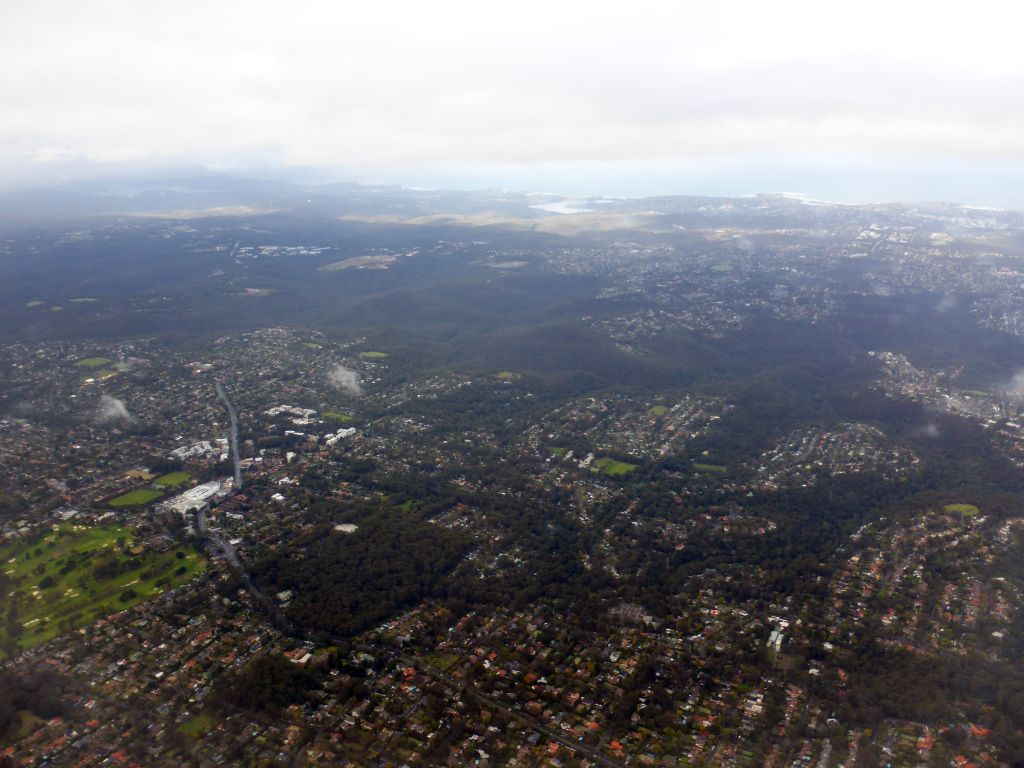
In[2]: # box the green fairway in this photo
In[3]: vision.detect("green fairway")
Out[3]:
[549,447,567,457]
[944,503,980,516]
[359,350,389,359]
[648,405,670,416]
[75,357,113,368]
[0,524,207,655]
[496,371,520,381]
[109,487,163,507]
[593,457,638,477]
[323,411,353,424]
[153,472,192,489]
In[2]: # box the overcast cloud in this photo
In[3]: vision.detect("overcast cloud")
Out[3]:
[2,0,1023,196]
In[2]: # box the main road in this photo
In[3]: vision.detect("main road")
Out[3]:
[215,381,242,490]
[200,519,297,635]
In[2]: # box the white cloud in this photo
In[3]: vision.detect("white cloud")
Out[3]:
[328,364,362,396]
[94,394,133,424]
[1008,369,1024,399]
[2,0,1023,184]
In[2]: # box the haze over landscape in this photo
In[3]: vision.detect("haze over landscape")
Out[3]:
[3,0,1024,205]
[4,3,1024,768]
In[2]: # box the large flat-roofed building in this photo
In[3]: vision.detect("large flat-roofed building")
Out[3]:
[158,479,229,516]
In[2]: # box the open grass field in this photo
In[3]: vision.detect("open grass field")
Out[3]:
[693,462,728,473]
[424,653,461,672]
[320,254,396,271]
[323,411,353,424]
[179,713,215,738]
[153,472,192,489]
[944,503,980,516]
[0,524,206,655]
[648,405,670,416]
[593,457,638,477]
[359,350,389,359]
[109,487,164,507]
[13,711,46,739]
[74,356,113,368]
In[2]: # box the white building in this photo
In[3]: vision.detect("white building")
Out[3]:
[325,427,357,446]
[158,479,229,516]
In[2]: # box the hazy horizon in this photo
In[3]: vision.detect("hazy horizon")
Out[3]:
[4,1,1024,208]
[6,157,1024,212]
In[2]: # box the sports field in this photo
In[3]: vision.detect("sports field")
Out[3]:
[944,503,980,517]
[75,356,113,368]
[153,472,192,489]
[323,411,353,423]
[593,457,637,476]
[693,462,728,473]
[109,487,163,507]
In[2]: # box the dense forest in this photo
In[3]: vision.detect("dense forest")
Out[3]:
[0,667,73,739]
[251,512,471,640]
[211,654,316,712]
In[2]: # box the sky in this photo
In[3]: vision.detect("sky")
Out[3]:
[2,0,1024,204]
